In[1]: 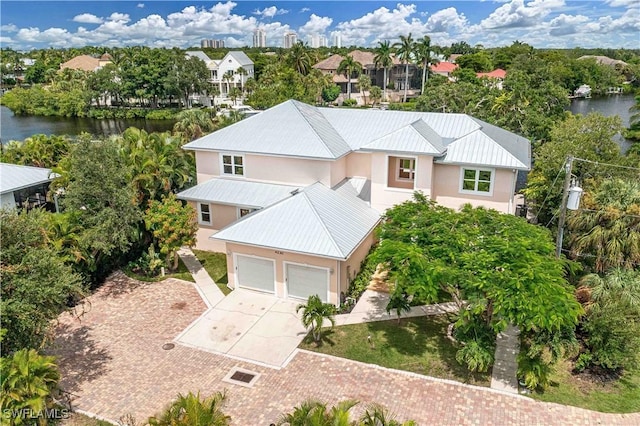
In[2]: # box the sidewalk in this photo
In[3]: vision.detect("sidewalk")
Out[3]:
[177,247,225,308]
[491,324,520,394]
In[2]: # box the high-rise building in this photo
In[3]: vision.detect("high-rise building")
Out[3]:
[332,32,342,48]
[201,39,225,48]
[308,34,327,48]
[283,32,298,48]
[253,28,267,48]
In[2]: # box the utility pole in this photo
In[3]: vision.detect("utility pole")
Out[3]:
[556,156,574,258]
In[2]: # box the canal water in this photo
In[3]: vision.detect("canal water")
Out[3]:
[0,105,175,143]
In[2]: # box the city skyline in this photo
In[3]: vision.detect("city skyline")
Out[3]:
[0,1,638,51]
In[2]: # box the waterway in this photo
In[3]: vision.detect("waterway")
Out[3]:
[0,105,175,143]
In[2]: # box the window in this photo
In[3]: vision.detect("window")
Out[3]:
[222,155,244,176]
[198,203,211,225]
[461,168,493,194]
[238,207,255,218]
[397,158,416,181]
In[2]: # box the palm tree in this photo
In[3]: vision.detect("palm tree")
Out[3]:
[358,74,372,105]
[148,391,230,426]
[337,56,362,101]
[173,109,216,142]
[567,178,640,272]
[0,349,61,421]
[579,269,640,311]
[222,70,234,97]
[373,40,393,101]
[370,86,382,107]
[296,295,336,343]
[360,403,417,426]
[288,41,313,76]
[278,399,358,426]
[393,33,415,102]
[236,66,248,93]
[414,35,433,95]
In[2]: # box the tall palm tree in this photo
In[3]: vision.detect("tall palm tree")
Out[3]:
[296,295,336,343]
[288,41,313,76]
[580,269,640,311]
[414,35,433,95]
[173,109,216,142]
[148,391,230,426]
[0,349,61,422]
[567,178,640,272]
[373,40,394,101]
[236,66,248,93]
[393,33,415,102]
[277,399,358,426]
[337,56,362,101]
[222,70,234,97]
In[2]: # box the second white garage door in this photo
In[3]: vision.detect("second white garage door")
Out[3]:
[235,255,275,293]
[286,263,329,302]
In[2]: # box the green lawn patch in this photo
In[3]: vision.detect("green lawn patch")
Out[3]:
[123,257,194,283]
[530,359,640,413]
[299,315,490,386]
[192,249,232,296]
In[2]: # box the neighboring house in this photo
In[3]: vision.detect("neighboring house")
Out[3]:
[0,163,58,210]
[177,100,530,306]
[477,69,507,89]
[60,53,112,72]
[186,50,254,103]
[578,55,628,68]
[313,50,416,100]
[430,62,458,79]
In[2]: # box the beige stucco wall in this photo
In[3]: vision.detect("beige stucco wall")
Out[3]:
[330,155,347,187]
[187,201,240,231]
[244,154,332,186]
[431,164,516,213]
[370,153,434,212]
[225,243,341,304]
[339,232,376,300]
[345,152,372,179]
[195,151,220,183]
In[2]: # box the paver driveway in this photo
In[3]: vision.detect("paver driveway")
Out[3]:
[52,272,639,425]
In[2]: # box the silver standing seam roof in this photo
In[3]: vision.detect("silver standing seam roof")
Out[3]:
[183,100,530,170]
[226,51,254,67]
[176,178,299,208]
[212,182,381,260]
[0,163,58,194]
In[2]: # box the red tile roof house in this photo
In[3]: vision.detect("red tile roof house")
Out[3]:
[477,69,507,89]
[430,62,459,79]
[177,100,530,306]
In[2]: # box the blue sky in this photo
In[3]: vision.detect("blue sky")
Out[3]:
[1,1,638,50]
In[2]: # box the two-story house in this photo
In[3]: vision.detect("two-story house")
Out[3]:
[186,50,254,102]
[0,163,58,210]
[177,100,530,306]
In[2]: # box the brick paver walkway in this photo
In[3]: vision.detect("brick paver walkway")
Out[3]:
[52,273,639,425]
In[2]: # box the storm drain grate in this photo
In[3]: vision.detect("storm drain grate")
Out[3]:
[223,367,261,388]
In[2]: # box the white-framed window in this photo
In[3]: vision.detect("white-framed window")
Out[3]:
[460,168,494,195]
[222,154,244,176]
[397,158,416,181]
[198,203,211,225]
[237,207,255,218]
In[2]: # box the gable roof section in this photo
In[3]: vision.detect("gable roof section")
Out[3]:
[431,62,458,73]
[183,100,351,160]
[225,51,253,66]
[313,54,343,70]
[176,178,299,208]
[360,120,444,155]
[0,163,58,194]
[60,55,100,72]
[186,51,212,62]
[213,182,381,259]
[477,69,507,79]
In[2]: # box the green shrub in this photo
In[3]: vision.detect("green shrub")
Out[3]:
[127,246,163,278]
[342,98,357,107]
[340,250,377,313]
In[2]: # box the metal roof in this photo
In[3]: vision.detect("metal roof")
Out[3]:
[183,100,352,160]
[226,51,253,67]
[184,100,530,169]
[185,51,212,62]
[332,177,371,204]
[360,120,444,154]
[176,178,299,208]
[435,130,529,170]
[0,163,58,194]
[213,182,381,259]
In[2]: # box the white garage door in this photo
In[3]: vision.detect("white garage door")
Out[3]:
[236,255,275,293]
[286,263,329,302]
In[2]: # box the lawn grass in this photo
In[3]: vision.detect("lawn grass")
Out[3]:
[123,257,194,283]
[530,359,640,413]
[192,249,232,296]
[299,315,490,386]
[61,413,113,426]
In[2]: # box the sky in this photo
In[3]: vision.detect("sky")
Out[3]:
[0,1,639,51]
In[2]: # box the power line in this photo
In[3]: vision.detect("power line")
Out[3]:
[572,157,640,172]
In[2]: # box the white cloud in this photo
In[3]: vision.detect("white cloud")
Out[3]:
[605,0,638,8]
[298,14,332,36]
[548,13,590,36]
[425,8,469,33]
[300,7,311,13]
[1,24,18,33]
[253,6,288,18]
[481,0,565,29]
[72,13,103,24]
[137,3,145,8]
[107,13,131,23]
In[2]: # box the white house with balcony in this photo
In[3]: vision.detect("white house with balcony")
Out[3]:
[186,50,254,105]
